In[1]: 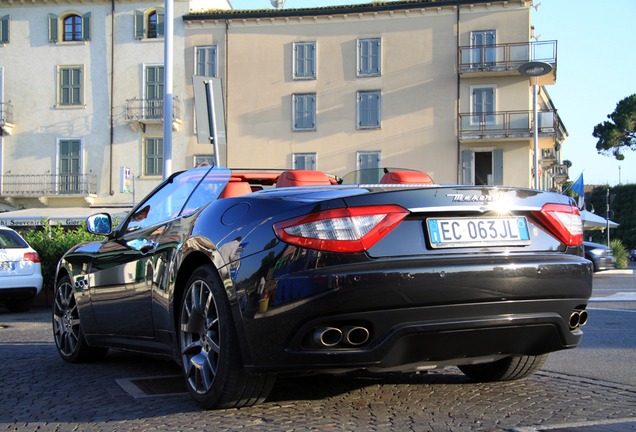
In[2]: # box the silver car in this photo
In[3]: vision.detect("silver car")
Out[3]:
[0,226,43,312]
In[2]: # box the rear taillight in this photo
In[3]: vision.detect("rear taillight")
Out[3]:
[23,252,40,263]
[531,204,583,246]
[274,205,409,253]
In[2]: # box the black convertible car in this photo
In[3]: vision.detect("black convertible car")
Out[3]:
[53,166,592,409]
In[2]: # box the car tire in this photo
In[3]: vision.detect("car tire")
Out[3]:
[6,296,35,313]
[179,264,276,410]
[458,354,548,382]
[52,276,109,363]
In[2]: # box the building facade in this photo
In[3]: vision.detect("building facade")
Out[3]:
[0,0,230,213]
[0,0,568,216]
[183,0,568,188]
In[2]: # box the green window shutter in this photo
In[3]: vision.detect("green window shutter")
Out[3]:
[82,12,91,41]
[134,10,144,39]
[462,150,473,185]
[156,8,164,37]
[0,15,9,43]
[48,13,58,43]
[493,149,504,186]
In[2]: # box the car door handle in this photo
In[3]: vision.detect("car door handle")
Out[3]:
[139,241,157,255]
[126,239,157,254]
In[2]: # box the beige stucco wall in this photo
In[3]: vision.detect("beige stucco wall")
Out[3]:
[216,10,460,182]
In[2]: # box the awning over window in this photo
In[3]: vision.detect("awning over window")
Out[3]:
[0,207,131,228]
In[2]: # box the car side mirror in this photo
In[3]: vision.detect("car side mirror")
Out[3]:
[86,213,113,236]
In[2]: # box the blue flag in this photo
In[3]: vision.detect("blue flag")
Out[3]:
[570,173,584,197]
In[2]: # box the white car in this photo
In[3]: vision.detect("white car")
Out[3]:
[0,226,43,312]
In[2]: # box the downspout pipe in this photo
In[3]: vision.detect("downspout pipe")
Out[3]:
[456,5,461,184]
[109,0,115,195]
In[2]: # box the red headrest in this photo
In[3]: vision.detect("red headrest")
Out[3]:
[276,170,332,188]
[219,182,252,198]
[380,171,433,185]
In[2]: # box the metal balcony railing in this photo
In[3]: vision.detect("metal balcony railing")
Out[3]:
[1,174,97,196]
[0,102,13,125]
[458,40,557,72]
[125,97,182,122]
[458,109,562,139]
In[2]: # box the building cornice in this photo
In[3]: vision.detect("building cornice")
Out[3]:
[0,0,187,7]
[184,0,530,22]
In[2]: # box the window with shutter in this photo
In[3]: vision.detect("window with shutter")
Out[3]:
[145,137,164,176]
[134,8,163,40]
[358,38,381,76]
[0,15,10,44]
[145,65,164,119]
[293,42,316,79]
[59,139,81,193]
[195,46,218,77]
[357,151,382,183]
[57,65,84,107]
[471,86,496,125]
[293,153,317,170]
[292,94,316,131]
[470,30,497,66]
[357,91,381,129]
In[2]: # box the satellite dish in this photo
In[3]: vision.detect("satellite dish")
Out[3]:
[270,0,285,8]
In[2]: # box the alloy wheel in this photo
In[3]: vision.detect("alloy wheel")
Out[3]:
[53,281,81,356]
[180,279,221,395]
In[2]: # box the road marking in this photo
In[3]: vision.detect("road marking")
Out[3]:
[590,292,636,302]
[588,307,636,313]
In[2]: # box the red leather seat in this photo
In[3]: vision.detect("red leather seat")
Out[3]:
[219,182,252,198]
[379,171,433,184]
[276,170,332,187]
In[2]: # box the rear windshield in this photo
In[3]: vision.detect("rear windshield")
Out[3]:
[0,230,29,249]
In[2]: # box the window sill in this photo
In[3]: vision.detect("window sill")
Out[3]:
[139,175,163,180]
[357,125,381,130]
[55,40,88,46]
[293,76,317,81]
[140,37,164,43]
[55,104,87,110]
[292,128,317,132]
[357,73,381,78]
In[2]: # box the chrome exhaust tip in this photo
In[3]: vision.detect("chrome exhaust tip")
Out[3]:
[578,310,589,326]
[313,327,343,347]
[569,311,580,329]
[342,326,370,346]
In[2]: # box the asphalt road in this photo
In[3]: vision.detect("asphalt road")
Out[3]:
[543,261,636,387]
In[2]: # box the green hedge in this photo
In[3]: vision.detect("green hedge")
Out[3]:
[21,220,102,291]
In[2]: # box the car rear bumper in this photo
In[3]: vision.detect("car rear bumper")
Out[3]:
[237,253,592,373]
[0,286,41,301]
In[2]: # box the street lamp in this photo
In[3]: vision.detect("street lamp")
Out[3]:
[519,61,553,190]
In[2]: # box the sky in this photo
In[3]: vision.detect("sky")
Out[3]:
[228,0,636,186]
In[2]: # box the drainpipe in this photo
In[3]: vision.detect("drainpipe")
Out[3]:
[225,20,229,166]
[109,0,115,195]
[456,6,461,184]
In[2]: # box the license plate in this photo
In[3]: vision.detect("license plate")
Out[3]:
[0,262,16,271]
[427,217,531,249]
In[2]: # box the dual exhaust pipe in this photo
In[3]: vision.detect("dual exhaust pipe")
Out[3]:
[313,325,370,347]
[569,309,589,329]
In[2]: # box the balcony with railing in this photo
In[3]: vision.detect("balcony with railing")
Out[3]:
[125,97,182,132]
[0,102,14,136]
[540,148,557,166]
[1,174,97,204]
[458,40,557,85]
[552,164,569,182]
[458,109,565,142]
